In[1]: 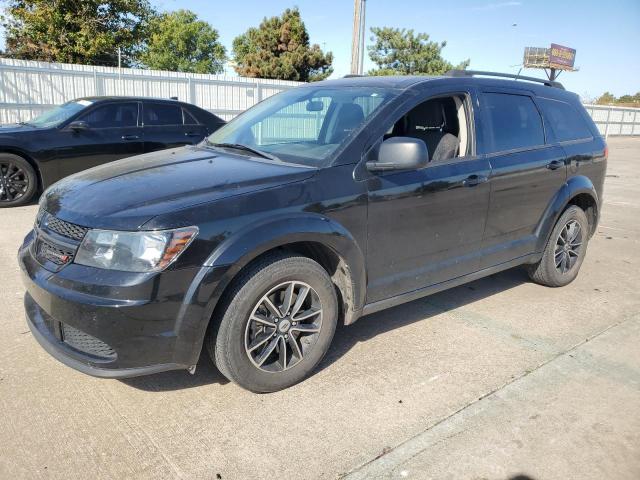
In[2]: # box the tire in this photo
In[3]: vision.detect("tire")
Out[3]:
[207,253,338,393]
[527,205,590,287]
[0,153,38,207]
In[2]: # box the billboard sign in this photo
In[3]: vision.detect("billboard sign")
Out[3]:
[549,44,576,69]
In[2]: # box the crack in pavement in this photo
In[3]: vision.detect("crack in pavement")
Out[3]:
[342,313,638,479]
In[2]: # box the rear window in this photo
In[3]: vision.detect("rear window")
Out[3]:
[484,93,545,153]
[144,103,183,126]
[538,98,592,142]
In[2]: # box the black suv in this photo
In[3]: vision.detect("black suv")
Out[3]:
[1,97,224,207]
[19,72,607,392]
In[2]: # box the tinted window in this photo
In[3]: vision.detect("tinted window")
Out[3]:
[484,93,544,152]
[144,103,183,126]
[78,103,138,128]
[183,108,199,125]
[538,98,592,142]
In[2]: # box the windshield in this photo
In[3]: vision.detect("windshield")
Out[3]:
[207,86,397,166]
[27,100,93,128]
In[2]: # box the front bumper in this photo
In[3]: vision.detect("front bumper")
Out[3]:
[19,230,226,378]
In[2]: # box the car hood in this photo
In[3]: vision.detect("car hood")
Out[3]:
[42,145,317,230]
[0,123,44,135]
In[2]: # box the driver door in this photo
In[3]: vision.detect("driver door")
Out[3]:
[365,88,491,303]
[54,101,143,179]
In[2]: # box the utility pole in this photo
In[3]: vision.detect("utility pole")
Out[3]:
[350,0,366,75]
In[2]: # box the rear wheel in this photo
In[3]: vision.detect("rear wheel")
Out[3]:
[207,253,338,393]
[0,153,37,207]
[527,205,589,287]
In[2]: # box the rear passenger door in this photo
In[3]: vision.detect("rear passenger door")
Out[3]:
[479,90,567,269]
[142,102,206,153]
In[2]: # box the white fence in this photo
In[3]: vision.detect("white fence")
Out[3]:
[0,58,302,124]
[583,104,640,137]
[1,58,639,137]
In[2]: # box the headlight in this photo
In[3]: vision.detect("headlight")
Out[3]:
[74,227,198,272]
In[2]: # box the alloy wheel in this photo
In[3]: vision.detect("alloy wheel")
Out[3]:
[0,162,29,203]
[244,281,323,372]
[555,219,583,274]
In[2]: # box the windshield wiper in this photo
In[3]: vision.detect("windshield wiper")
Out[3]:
[207,142,280,162]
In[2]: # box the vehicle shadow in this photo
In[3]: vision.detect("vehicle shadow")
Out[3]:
[319,267,530,372]
[122,267,529,392]
[119,348,230,391]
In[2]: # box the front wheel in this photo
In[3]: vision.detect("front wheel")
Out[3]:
[527,205,590,287]
[0,153,38,207]
[207,253,338,393]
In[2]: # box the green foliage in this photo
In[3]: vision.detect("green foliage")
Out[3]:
[367,27,469,76]
[139,10,226,74]
[596,92,616,105]
[1,0,154,66]
[232,7,333,82]
[596,91,640,107]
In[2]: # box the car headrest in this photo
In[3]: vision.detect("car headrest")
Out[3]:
[407,101,445,133]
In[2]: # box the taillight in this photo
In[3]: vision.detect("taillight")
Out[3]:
[604,145,609,160]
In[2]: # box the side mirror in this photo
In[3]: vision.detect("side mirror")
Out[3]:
[68,121,89,132]
[366,137,429,172]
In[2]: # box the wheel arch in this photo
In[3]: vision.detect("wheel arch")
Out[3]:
[204,214,367,327]
[0,147,44,192]
[535,175,599,253]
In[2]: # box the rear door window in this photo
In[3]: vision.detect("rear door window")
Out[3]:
[144,103,183,126]
[78,103,138,128]
[484,93,545,153]
[538,98,592,142]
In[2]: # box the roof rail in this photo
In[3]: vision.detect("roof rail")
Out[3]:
[343,74,367,78]
[446,70,565,89]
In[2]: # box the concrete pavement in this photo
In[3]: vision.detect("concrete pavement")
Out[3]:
[1,137,638,480]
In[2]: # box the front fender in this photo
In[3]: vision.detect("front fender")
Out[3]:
[534,175,599,252]
[175,213,367,365]
[206,213,366,309]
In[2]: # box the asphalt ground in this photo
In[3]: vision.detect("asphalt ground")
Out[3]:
[1,137,638,480]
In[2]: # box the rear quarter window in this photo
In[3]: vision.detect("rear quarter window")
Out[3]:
[538,98,592,142]
[484,92,545,153]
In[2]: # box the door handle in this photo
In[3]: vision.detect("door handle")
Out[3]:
[122,135,140,140]
[462,174,488,187]
[184,132,201,137]
[546,160,564,170]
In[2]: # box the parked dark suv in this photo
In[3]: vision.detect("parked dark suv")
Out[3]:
[19,72,606,392]
[1,97,224,207]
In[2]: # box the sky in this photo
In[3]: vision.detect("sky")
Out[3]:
[1,0,639,99]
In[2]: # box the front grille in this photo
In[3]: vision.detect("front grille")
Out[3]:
[61,323,116,359]
[36,239,74,266]
[45,216,89,241]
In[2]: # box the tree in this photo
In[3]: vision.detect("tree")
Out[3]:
[139,10,226,74]
[232,8,333,82]
[596,92,616,105]
[367,27,469,76]
[1,0,154,66]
